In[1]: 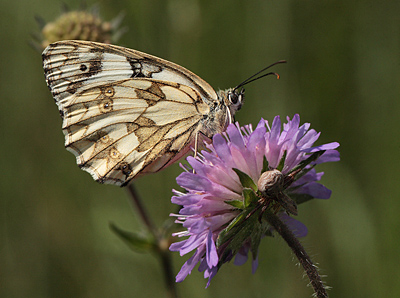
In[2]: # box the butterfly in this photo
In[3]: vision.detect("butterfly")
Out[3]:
[42,40,283,186]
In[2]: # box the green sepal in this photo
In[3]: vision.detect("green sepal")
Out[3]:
[232,168,257,191]
[277,151,287,172]
[225,199,244,209]
[262,156,269,173]
[250,220,270,259]
[289,150,326,179]
[216,211,248,247]
[217,211,248,246]
[243,188,259,208]
[217,206,270,264]
[110,222,156,253]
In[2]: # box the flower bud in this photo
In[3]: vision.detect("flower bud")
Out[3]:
[257,169,284,196]
[258,169,298,215]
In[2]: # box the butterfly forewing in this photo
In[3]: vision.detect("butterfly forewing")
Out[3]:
[42,40,218,103]
[42,40,236,186]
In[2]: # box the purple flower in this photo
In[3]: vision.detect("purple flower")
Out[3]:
[170,114,340,287]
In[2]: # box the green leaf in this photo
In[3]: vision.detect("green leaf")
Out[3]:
[289,150,325,176]
[290,165,313,182]
[217,206,269,264]
[250,220,270,259]
[250,223,263,259]
[225,199,244,209]
[217,211,248,245]
[110,222,156,253]
[262,156,269,173]
[218,216,256,261]
[232,168,257,191]
[243,188,259,208]
[277,151,287,172]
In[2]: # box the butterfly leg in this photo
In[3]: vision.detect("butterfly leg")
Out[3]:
[192,131,208,173]
[192,132,200,174]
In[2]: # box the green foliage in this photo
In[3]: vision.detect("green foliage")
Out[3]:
[110,223,156,253]
[217,206,270,264]
[232,168,257,192]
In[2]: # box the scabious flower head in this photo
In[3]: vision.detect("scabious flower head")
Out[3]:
[170,114,340,287]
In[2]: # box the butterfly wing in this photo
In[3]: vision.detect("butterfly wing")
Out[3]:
[42,40,218,106]
[42,40,216,186]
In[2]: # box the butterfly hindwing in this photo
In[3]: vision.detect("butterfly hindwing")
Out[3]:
[42,40,216,186]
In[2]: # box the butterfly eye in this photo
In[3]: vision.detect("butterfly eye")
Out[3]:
[228,92,238,105]
[228,89,245,109]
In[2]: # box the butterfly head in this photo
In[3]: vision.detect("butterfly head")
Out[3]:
[224,87,245,112]
[225,60,287,122]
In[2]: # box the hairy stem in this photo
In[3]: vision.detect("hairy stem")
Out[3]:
[158,243,179,298]
[264,211,328,298]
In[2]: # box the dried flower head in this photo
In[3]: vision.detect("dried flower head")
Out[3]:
[33,5,125,51]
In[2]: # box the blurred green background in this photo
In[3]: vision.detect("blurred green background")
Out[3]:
[1,0,399,297]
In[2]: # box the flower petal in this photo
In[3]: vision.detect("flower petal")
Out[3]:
[303,142,340,153]
[177,172,242,200]
[251,257,259,274]
[206,230,218,267]
[175,250,204,282]
[234,251,248,266]
[295,181,332,199]
[314,149,340,163]
[280,213,308,237]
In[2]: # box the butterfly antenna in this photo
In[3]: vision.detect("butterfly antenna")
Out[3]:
[234,60,287,91]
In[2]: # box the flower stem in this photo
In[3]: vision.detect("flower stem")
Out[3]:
[264,211,328,298]
[126,183,179,298]
[158,245,179,298]
[127,183,157,237]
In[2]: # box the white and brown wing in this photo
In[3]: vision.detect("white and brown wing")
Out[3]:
[42,40,215,186]
[42,40,218,107]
